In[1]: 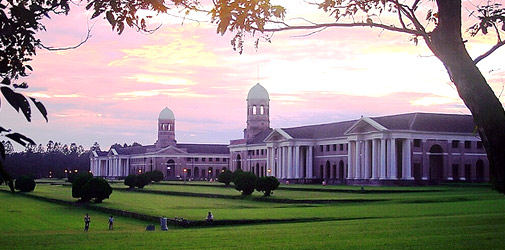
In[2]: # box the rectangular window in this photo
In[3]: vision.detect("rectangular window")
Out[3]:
[187,157,192,161]
[202,158,206,162]
[223,158,227,162]
[195,158,199,162]
[320,145,324,152]
[216,158,220,162]
[452,140,459,148]
[340,144,344,151]
[477,141,483,149]
[256,149,259,155]
[464,141,471,149]
[326,145,330,152]
[332,144,337,151]
[413,139,421,147]
[209,158,213,162]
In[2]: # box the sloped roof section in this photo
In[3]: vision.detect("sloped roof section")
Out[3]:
[177,144,230,154]
[114,145,154,155]
[247,129,274,144]
[282,120,357,139]
[373,112,476,133]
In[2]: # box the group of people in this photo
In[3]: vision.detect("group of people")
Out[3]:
[83,211,214,232]
[83,214,114,232]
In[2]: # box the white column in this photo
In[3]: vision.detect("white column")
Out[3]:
[402,139,414,180]
[295,146,300,178]
[390,138,397,179]
[266,147,271,176]
[126,158,130,176]
[372,139,378,179]
[287,146,293,179]
[380,139,387,180]
[308,146,313,178]
[282,147,287,179]
[364,140,371,179]
[355,141,361,179]
[347,141,354,179]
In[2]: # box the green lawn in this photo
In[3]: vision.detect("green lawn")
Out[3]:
[0,183,504,249]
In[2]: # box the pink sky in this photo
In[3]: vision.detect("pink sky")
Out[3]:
[3,1,505,151]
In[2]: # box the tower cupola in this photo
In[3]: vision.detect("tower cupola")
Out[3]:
[156,107,176,148]
[244,83,270,139]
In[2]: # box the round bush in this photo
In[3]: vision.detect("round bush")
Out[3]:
[72,173,93,201]
[135,173,150,188]
[218,170,233,186]
[231,169,244,184]
[256,176,280,197]
[83,177,112,203]
[234,171,257,195]
[147,170,164,182]
[14,175,36,192]
[124,174,137,189]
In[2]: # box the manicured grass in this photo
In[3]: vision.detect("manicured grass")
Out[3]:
[1,183,504,249]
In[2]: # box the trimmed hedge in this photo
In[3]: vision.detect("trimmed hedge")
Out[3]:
[234,171,257,195]
[14,175,36,192]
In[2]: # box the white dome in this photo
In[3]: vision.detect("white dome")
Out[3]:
[158,107,175,120]
[247,83,269,100]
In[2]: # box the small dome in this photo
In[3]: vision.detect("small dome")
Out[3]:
[247,83,269,100]
[159,107,175,120]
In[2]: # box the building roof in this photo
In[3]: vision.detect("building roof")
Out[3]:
[247,83,269,100]
[159,107,175,120]
[280,112,476,140]
[177,143,230,154]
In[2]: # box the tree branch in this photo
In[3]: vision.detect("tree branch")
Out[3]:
[39,25,93,51]
[474,40,505,64]
[259,21,423,36]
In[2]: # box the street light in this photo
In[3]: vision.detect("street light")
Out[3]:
[267,169,272,175]
[74,169,78,173]
[138,169,142,174]
[183,168,187,183]
[64,169,68,179]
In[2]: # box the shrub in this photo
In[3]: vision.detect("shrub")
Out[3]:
[72,173,93,200]
[256,176,280,197]
[124,174,137,189]
[234,171,257,195]
[135,173,150,188]
[231,169,244,184]
[218,170,233,186]
[146,170,164,182]
[0,175,3,185]
[83,178,112,203]
[14,175,36,192]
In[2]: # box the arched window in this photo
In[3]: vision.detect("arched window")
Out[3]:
[260,105,264,115]
[252,105,257,115]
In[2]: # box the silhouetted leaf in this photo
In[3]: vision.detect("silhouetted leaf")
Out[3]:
[13,82,28,89]
[0,126,9,133]
[5,133,35,147]
[29,97,48,122]
[0,161,14,193]
[1,87,31,122]
[0,142,5,159]
[1,77,10,85]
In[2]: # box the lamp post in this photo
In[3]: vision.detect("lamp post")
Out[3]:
[183,168,187,184]
[49,171,52,178]
[166,166,171,180]
[64,169,68,179]
[267,169,272,176]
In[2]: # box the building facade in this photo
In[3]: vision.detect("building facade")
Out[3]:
[90,107,230,180]
[91,83,489,185]
[229,84,489,184]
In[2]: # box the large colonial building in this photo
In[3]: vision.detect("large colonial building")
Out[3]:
[90,107,230,180]
[91,83,489,184]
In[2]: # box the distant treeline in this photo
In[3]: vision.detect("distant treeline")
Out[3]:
[1,140,92,179]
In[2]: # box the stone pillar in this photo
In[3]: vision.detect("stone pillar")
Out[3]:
[422,139,429,180]
[287,146,293,179]
[266,147,271,176]
[389,138,397,179]
[295,146,300,179]
[308,146,313,178]
[347,141,354,179]
[380,139,387,180]
[364,140,371,179]
[355,141,361,179]
[372,139,378,179]
[402,139,414,180]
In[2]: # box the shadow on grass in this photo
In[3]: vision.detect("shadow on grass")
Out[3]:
[117,188,389,204]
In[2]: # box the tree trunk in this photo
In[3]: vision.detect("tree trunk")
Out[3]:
[429,0,505,193]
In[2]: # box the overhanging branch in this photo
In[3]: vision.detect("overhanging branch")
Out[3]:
[259,21,424,36]
[474,40,505,64]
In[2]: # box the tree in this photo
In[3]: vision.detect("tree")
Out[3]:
[72,172,93,201]
[231,169,244,184]
[82,177,112,203]
[14,175,36,192]
[218,169,233,186]
[124,174,137,189]
[234,171,257,195]
[255,176,280,197]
